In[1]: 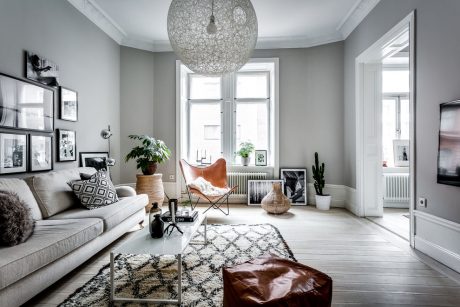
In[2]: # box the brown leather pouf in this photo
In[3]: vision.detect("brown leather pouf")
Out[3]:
[223,255,332,307]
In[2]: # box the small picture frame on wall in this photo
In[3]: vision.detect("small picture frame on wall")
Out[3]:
[80,152,109,171]
[0,132,27,174]
[255,150,267,166]
[393,139,409,167]
[29,134,53,172]
[57,129,76,162]
[248,180,284,205]
[60,87,78,121]
[280,168,307,205]
[25,51,60,87]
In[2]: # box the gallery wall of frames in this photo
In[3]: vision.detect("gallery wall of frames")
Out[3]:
[0,51,78,174]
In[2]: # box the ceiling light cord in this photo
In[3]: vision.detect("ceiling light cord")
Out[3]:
[207,0,217,34]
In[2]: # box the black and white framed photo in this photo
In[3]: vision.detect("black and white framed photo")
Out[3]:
[0,132,27,174]
[26,51,59,87]
[0,73,54,132]
[393,139,409,167]
[60,87,78,121]
[280,168,307,205]
[57,129,76,162]
[29,134,53,172]
[255,150,267,166]
[80,152,108,171]
[248,180,284,205]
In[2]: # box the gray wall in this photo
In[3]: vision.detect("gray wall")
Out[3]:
[0,0,121,183]
[344,0,460,223]
[120,47,154,183]
[120,43,345,185]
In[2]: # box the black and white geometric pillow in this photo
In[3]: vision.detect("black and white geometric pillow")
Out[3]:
[70,170,119,209]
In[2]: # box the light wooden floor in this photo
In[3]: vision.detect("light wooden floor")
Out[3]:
[368,208,410,241]
[26,205,460,306]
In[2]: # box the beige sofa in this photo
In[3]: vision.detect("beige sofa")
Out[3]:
[0,167,148,307]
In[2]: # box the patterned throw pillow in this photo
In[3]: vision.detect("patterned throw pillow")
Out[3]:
[70,170,118,209]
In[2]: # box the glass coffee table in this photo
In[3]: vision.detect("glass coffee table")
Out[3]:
[110,213,207,305]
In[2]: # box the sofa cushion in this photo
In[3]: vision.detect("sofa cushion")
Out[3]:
[26,167,97,218]
[49,194,148,231]
[0,178,42,220]
[0,191,35,246]
[70,170,119,209]
[0,218,103,290]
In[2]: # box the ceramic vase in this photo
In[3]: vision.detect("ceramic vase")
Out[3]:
[261,182,291,214]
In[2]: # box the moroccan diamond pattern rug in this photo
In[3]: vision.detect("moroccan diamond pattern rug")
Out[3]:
[59,224,295,307]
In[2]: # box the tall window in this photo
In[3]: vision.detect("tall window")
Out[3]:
[179,60,278,167]
[382,68,409,167]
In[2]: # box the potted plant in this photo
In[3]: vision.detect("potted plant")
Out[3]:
[237,142,255,166]
[312,152,331,210]
[125,135,171,175]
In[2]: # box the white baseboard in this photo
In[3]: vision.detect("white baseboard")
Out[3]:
[414,210,460,273]
[307,183,346,208]
[345,186,359,216]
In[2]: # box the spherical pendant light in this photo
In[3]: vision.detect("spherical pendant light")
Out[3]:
[167,0,258,75]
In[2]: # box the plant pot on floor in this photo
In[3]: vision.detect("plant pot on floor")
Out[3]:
[142,162,157,175]
[315,195,331,210]
[241,157,250,166]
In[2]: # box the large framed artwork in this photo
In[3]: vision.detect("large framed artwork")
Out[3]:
[0,73,54,132]
[60,87,78,121]
[57,129,76,162]
[248,180,284,205]
[80,152,108,171]
[280,168,307,205]
[25,51,60,87]
[29,134,53,172]
[0,132,27,174]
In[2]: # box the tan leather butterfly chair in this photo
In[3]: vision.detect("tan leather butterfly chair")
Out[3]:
[179,158,238,215]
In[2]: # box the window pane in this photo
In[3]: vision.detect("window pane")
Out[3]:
[382,99,397,166]
[382,70,409,93]
[189,103,221,163]
[236,73,268,99]
[189,75,221,99]
[400,99,410,140]
[236,102,268,163]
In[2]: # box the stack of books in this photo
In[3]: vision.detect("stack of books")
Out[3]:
[161,210,198,222]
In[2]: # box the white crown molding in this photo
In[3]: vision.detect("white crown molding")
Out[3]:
[67,0,126,44]
[68,0,378,52]
[337,0,381,39]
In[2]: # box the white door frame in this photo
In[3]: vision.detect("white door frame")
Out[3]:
[355,11,416,247]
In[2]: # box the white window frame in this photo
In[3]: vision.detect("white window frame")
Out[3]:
[176,58,279,192]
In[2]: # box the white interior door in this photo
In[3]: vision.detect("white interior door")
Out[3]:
[360,63,384,217]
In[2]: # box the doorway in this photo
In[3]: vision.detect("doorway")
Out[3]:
[355,12,415,246]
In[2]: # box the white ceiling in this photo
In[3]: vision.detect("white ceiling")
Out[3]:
[67,0,380,52]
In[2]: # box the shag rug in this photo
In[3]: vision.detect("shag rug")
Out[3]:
[59,224,295,307]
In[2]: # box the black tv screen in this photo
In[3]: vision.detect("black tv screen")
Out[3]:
[438,100,460,186]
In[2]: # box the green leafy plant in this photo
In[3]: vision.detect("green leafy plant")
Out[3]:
[312,152,326,196]
[236,142,255,158]
[125,135,171,173]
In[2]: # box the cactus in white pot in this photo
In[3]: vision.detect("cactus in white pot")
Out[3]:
[312,152,331,210]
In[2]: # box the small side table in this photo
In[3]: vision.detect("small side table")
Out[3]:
[136,173,165,211]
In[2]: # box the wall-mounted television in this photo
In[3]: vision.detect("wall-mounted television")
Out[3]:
[437,100,460,186]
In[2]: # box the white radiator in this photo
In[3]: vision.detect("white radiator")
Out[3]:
[383,173,410,207]
[228,172,267,197]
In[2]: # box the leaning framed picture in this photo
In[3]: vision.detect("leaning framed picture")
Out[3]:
[393,139,409,167]
[248,180,284,205]
[60,87,78,121]
[255,150,267,166]
[0,73,54,132]
[0,132,27,174]
[80,152,108,171]
[280,168,307,205]
[29,134,53,172]
[57,129,76,162]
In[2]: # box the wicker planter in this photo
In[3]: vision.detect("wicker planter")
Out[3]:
[261,182,291,214]
[136,173,165,211]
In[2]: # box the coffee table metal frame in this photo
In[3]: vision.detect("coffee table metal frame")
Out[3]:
[109,213,207,305]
